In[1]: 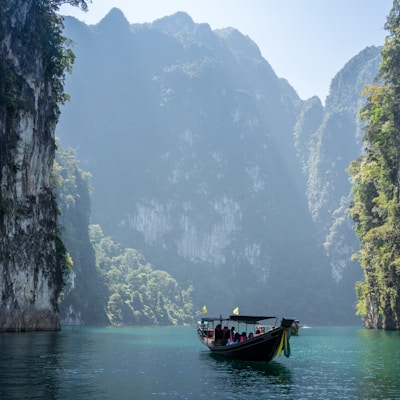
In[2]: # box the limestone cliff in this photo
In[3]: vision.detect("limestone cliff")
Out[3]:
[0,0,68,331]
[58,11,385,324]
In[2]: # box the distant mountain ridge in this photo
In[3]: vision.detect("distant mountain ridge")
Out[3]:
[57,9,382,324]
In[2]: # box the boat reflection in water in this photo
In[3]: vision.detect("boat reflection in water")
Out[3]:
[197,315,295,363]
[202,352,293,388]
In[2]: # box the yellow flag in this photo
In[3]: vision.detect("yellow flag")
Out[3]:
[202,305,208,314]
[233,307,239,315]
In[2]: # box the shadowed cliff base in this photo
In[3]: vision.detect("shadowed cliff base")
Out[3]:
[0,308,61,332]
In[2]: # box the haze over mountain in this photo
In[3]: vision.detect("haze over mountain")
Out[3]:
[57,8,382,324]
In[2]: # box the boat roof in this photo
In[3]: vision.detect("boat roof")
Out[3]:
[228,315,276,323]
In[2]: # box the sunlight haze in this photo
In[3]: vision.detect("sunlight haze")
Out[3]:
[60,0,392,102]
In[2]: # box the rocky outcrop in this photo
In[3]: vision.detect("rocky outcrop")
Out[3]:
[294,46,382,283]
[0,1,66,331]
[58,12,385,324]
[58,11,340,323]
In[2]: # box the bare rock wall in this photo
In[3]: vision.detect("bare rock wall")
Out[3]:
[0,0,64,331]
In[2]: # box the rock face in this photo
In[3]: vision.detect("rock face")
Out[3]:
[57,11,349,323]
[294,47,382,282]
[0,1,64,331]
[58,11,385,324]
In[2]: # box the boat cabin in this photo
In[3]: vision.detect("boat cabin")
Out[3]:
[197,315,280,346]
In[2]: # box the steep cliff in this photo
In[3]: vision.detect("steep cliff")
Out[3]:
[349,2,400,329]
[57,11,390,324]
[58,11,345,323]
[0,1,70,331]
[294,46,382,283]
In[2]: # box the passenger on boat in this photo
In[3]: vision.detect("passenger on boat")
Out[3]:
[214,324,225,345]
[226,332,237,346]
[240,332,247,342]
[230,326,236,340]
[215,324,223,340]
[226,329,237,345]
[255,326,265,334]
[222,326,230,340]
[248,332,254,339]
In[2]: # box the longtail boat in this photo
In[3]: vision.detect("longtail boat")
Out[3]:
[197,315,295,362]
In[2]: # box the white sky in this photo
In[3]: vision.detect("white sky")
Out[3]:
[59,0,393,102]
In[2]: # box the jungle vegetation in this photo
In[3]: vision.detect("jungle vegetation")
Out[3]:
[348,0,400,329]
[54,147,194,325]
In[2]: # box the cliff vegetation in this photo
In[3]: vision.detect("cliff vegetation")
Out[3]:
[349,0,400,329]
[54,147,193,326]
[57,10,385,324]
[0,0,87,331]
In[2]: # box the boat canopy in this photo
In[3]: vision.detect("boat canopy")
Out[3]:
[228,315,276,323]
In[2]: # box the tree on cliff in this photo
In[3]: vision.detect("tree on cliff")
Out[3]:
[88,225,194,326]
[53,147,109,325]
[348,0,400,329]
[0,0,89,331]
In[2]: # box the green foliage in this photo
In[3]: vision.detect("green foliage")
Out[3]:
[89,225,194,326]
[33,2,74,109]
[54,147,108,324]
[348,1,400,327]
[51,1,90,12]
[4,1,87,112]
[0,60,23,111]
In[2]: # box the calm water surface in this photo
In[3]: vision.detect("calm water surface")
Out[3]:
[1,325,400,399]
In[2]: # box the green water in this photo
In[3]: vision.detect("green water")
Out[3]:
[0,325,399,399]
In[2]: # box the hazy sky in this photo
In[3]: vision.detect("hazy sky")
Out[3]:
[60,1,393,102]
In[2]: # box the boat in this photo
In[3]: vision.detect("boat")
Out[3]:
[197,315,295,362]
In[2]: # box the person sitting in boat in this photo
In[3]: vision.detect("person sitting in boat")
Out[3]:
[255,326,265,334]
[222,326,230,340]
[226,328,237,344]
[248,332,254,339]
[234,332,241,343]
[215,324,222,339]
[230,326,236,340]
[240,332,247,342]
[226,329,237,345]
[214,324,224,345]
